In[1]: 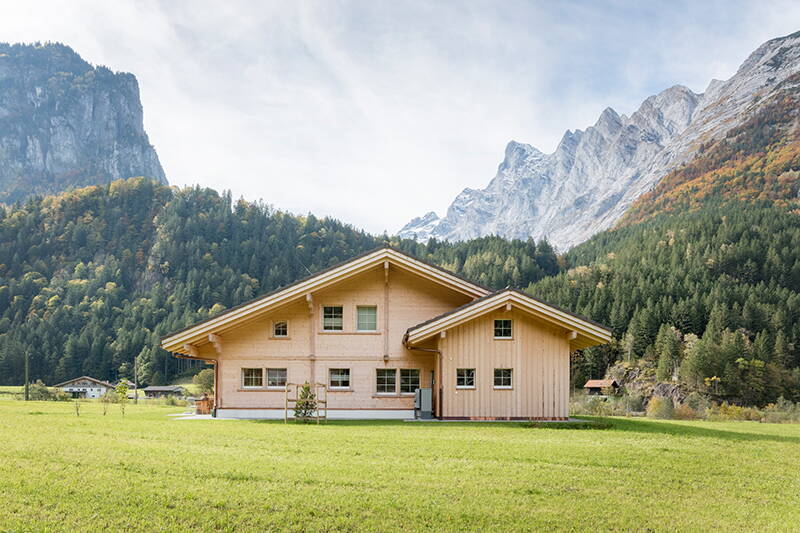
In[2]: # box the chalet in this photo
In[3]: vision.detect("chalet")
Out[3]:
[142,385,185,399]
[583,379,619,395]
[161,247,611,420]
[53,376,115,399]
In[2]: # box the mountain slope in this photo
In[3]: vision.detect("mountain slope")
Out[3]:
[400,30,800,250]
[0,179,560,386]
[0,43,166,203]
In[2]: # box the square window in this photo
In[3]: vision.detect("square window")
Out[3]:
[273,321,288,337]
[267,368,287,388]
[329,368,350,389]
[357,306,377,331]
[456,368,475,388]
[376,368,396,394]
[494,368,513,389]
[494,319,513,338]
[400,369,420,393]
[242,368,263,388]
[323,306,343,331]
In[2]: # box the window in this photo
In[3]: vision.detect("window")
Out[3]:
[273,321,288,337]
[357,306,377,331]
[494,368,513,389]
[400,369,420,393]
[494,319,513,338]
[456,368,475,388]
[267,368,287,388]
[329,368,350,389]
[323,306,344,331]
[376,368,396,394]
[242,368,263,388]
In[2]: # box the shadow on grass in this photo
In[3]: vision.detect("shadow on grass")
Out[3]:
[580,416,800,444]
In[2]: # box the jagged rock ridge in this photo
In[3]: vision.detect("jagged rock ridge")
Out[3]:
[399,30,800,249]
[0,42,166,203]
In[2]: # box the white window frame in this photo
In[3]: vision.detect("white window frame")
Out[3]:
[456,368,476,389]
[241,368,263,389]
[322,306,344,331]
[400,369,420,394]
[356,305,378,331]
[329,368,351,390]
[494,319,513,339]
[266,368,287,389]
[376,368,397,395]
[493,368,513,389]
[272,320,288,338]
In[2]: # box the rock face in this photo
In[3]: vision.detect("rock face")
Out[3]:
[0,43,166,203]
[399,31,800,249]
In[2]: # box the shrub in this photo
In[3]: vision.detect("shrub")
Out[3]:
[706,402,762,421]
[193,368,215,395]
[294,383,318,422]
[674,404,699,420]
[646,396,674,419]
[761,397,800,423]
[683,392,709,413]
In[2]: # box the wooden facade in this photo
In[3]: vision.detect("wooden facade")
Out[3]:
[162,247,611,420]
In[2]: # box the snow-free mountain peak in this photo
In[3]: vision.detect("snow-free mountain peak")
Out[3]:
[399,31,800,249]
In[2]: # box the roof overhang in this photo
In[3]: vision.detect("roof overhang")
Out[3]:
[161,247,490,354]
[405,290,612,351]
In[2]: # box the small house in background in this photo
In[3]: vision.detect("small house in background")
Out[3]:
[583,379,619,395]
[115,379,136,389]
[143,385,185,399]
[53,376,115,399]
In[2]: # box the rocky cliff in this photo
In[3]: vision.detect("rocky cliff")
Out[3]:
[399,31,800,249]
[0,43,166,203]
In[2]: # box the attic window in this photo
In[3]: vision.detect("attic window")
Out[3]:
[273,321,288,337]
[323,306,343,331]
[494,319,513,339]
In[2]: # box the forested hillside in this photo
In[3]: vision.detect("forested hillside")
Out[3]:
[530,204,800,405]
[0,178,560,386]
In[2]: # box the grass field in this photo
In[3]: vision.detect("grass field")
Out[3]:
[1,400,799,532]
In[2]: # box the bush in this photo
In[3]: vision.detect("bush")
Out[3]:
[193,368,215,395]
[646,396,674,419]
[674,404,699,420]
[683,392,709,412]
[706,402,762,421]
[761,397,800,423]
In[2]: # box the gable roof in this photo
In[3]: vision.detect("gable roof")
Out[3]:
[584,379,618,388]
[53,376,115,388]
[405,289,612,350]
[143,385,185,392]
[161,246,490,354]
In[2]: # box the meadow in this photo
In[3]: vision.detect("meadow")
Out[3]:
[1,399,799,532]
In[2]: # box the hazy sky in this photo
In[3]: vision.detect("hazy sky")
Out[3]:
[1,1,799,233]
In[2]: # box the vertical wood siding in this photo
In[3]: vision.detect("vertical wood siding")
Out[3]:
[439,309,570,419]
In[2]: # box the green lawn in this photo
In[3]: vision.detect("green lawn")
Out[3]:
[1,400,798,532]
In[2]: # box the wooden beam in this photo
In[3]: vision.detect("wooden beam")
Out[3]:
[183,343,199,357]
[440,330,447,339]
[566,330,578,341]
[208,334,223,356]
[383,261,389,359]
[505,302,512,312]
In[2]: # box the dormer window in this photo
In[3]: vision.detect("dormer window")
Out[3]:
[494,319,513,339]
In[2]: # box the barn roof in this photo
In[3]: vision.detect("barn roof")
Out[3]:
[53,376,115,388]
[583,379,618,388]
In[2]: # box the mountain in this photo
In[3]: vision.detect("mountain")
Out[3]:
[0,179,559,386]
[400,31,800,250]
[0,43,166,203]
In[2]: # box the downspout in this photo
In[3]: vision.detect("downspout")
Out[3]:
[402,334,442,419]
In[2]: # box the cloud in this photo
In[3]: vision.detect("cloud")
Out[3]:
[1,0,799,233]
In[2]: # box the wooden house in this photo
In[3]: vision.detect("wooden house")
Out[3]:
[142,385,185,399]
[161,247,611,420]
[53,376,115,399]
[583,379,619,395]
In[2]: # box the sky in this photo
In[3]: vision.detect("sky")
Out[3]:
[1,1,799,234]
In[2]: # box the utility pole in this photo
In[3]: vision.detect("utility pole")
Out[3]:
[134,354,139,405]
[24,349,29,401]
